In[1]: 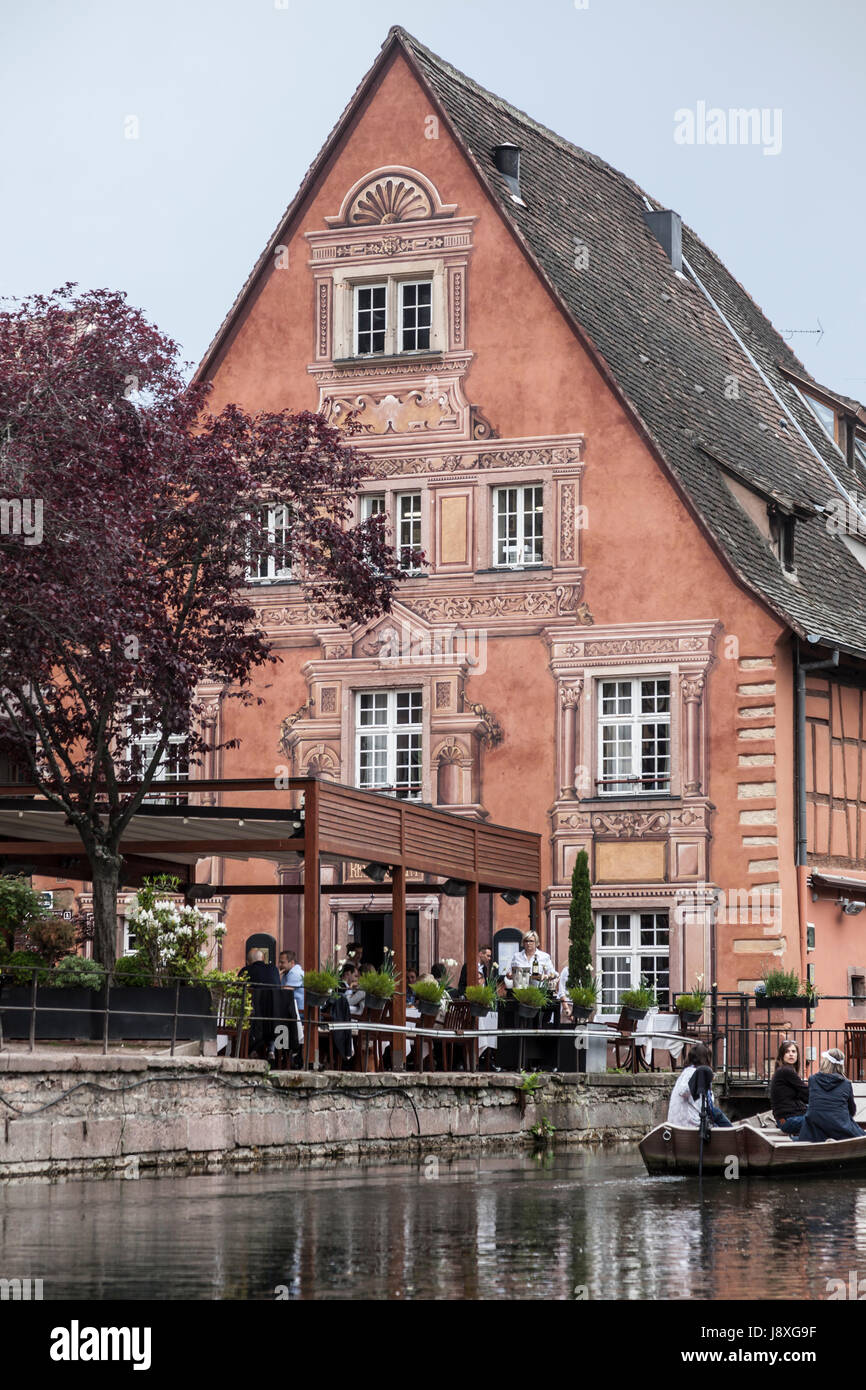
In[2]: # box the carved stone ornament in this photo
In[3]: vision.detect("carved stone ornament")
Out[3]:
[435,741,467,767]
[560,681,584,709]
[327,381,459,435]
[461,696,503,748]
[323,168,458,229]
[590,810,671,838]
[304,745,339,778]
[279,699,314,754]
[405,584,592,625]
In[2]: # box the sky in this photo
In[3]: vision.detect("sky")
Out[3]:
[1,0,863,394]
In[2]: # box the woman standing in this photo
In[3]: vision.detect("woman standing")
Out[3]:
[770,1039,809,1136]
[796,1048,865,1142]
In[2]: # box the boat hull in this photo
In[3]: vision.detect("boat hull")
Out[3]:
[639,1122,866,1177]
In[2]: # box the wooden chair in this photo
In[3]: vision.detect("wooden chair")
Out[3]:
[602,1010,646,1073]
[214,989,249,1059]
[441,1000,474,1072]
[846,1022,866,1081]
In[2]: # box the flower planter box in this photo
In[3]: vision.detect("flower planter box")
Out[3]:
[755,995,814,1009]
[362,993,390,1014]
[0,986,94,1040]
[677,1009,703,1026]
[304,989,332,1010]
[515,1001,541,1020]
[620,1005,648,1022]
[413,996,441,1017]
[468,1000,494,1019]
[98,985,216,1042]
[571,1005,595,1023]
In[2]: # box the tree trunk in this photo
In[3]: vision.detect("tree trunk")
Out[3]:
[90,851,122,968]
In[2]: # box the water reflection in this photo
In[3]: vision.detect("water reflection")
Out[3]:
[1,1149,865,1300]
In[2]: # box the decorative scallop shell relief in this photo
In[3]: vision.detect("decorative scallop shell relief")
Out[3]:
[348,177,434,225]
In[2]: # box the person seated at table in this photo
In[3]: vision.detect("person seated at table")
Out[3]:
[796,1048,865,1142]
[770,1039,809,1136]
[504,931,558,989]
[241,948,282,1063]
[457,947,493,996]
[340,963,366,1018]
[667,1043,733,1128]
[406,968,418,1006]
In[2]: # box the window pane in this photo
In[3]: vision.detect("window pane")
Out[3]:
[356,284,387,355]
[400,281,432,352]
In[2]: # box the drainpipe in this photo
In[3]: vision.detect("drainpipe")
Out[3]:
[795,641,839,992]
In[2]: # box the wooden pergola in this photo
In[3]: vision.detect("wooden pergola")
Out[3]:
[0,777,542,1068]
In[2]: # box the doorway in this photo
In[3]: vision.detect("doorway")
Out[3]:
[349,912,419,974]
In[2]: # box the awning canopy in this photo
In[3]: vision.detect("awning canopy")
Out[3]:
[809,870,866,902]
[0,776,541,894]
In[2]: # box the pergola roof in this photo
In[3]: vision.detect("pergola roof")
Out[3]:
[0,777,541,893]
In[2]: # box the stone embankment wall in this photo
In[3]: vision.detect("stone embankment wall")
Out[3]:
[0,1055,670,1178]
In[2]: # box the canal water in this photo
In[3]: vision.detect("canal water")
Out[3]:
[1,1147,865,1300]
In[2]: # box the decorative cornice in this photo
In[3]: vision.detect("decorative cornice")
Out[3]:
[590,810,671,838]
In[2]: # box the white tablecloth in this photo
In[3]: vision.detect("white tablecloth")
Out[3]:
[635,1010,684,1063]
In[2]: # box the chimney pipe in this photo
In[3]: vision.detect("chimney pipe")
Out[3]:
[492,143,525,205]
[642,208,682,273]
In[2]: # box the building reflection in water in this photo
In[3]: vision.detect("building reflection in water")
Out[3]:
[3,1150,866,1300]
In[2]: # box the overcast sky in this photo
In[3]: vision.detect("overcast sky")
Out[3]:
[2,0,863,395]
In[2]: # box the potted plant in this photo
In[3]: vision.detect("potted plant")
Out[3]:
[755,968,815,1009]
[465,982,497,1018]
[567,977,598,1023]
[411,976,448,1017]
[106,875,221,1041]
[619,978,655,1021]
[675,976,707,1025]
[303,964,340,1010]
[358,950,398,1014]
[512,984,548,1019]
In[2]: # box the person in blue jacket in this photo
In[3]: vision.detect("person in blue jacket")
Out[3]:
[796,1048,865,1142]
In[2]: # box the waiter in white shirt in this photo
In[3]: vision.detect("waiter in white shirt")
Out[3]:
[504,931,558,988]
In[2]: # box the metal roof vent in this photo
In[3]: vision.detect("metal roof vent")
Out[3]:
[492,143,526,206]
[642,208,682,273]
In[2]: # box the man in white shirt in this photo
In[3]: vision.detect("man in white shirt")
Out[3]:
[278,950,305,1012]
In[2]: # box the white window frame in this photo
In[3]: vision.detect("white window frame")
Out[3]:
[360,493,386,522]
[398,279,433,353]
[127,701,189,804]
[492,484,544,568]
[596,910,670,1015]
[333,260,445,362]
[353,282,388,357]
[245,504,293,583]
[596,676,671,797]
[354,688,423,801]
[396,491,423,572]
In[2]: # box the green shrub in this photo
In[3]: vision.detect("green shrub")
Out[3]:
[27,914,76,965]
[0,876,47,952]
[675,993,705,1013]
[568,849,594,990]
[568,979,598,1009]
[50,955,106,990]
[206,969,252,1027]
[465,983,497,1009]
[112,952,154,988]
[359,968,395,1000]
[3,950,50,987]
[761,967,802,998]
[513,985,548,1009]
[620,978,656,1010]
[411,978,446,1004]
[303,968,339,996]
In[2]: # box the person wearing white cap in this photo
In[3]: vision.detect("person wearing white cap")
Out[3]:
[796,1048,865,1143]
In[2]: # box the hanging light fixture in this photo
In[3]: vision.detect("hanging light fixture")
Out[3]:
[363,862,390,883]
[442,878,468,898]
[499,889,521,906]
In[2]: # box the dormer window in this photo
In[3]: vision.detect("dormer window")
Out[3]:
[352,279,433,358]
[769,504,796,576]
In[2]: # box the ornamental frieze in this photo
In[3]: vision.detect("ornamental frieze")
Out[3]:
[353,442,584,478]
[590,810,671,838]
[403,584,592,624]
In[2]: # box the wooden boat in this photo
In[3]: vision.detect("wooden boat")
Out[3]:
[639,1120,866,1177]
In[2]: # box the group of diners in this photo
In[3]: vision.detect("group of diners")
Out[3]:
[667,1037,864,1143]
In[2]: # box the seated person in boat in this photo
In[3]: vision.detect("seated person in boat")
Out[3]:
[667,1043,733,1128]
[796,1048,865,1143]
[770,1038,809,1137]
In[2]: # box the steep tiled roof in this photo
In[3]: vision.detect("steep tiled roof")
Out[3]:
[197,26,866,657]
[395,28,866,656]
